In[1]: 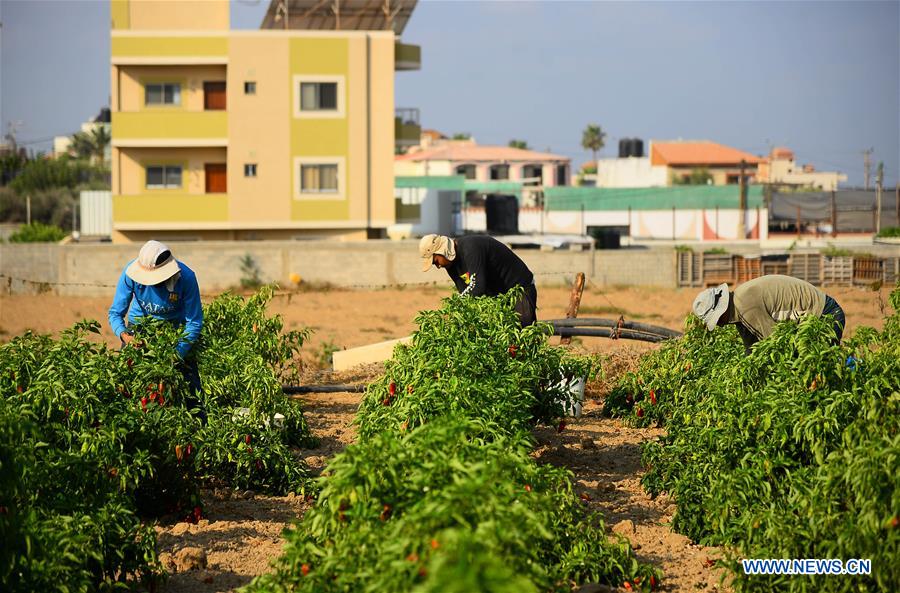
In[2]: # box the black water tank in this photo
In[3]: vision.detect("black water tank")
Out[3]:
[632,138,644,158]
[618,138,630,158]
[485,194,519,235]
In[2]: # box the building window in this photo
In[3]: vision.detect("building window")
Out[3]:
[244,81,256,95]
[293,76,345,118]
[300,164,338,192]
[456,164,476,180]
[294,157,345,199]
[489,164,509,180]
[146,165,182,189]
[145,83,181,106]
[244,163,258,177]
[300,83,337,110]
[556,164,568,186]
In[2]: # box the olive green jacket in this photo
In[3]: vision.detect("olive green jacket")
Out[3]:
[732,275,826,348]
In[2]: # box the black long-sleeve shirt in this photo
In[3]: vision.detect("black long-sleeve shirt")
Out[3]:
[444,235,534,297]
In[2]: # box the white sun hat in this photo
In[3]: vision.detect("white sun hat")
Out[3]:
[692,283,730,330]
[125,240,180,286]
[418,234,456,272]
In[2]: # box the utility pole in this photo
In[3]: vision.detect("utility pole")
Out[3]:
[862,148,874,190]
[896,183,899,228]
[830,190,837,238]
[738,159,747,239]
[875,162,884,234]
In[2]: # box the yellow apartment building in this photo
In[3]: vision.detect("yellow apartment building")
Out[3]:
[110,0,420,242]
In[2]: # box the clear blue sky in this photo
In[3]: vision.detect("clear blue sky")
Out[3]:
[2,0,897,186]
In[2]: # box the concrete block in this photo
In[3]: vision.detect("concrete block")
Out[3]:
[332,335,412,371]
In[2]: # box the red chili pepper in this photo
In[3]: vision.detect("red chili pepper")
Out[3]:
[626,394,634,404]
[389,382,396,396]
[193,506,202,519]
[649,389,657,405]
[406,553,419,563]
[380,504,392,521]
[623,582,632,591]
[16,386,23,394]
[650,575,658,589]
[140,397,148,410]
[508,344,518,357]
[301,564,310,576]
[418,567,427,577]
[186,443,193,457]
[245,434,252,444]
[382,398,391,406]
[524,484,532,492]
[557,421,567,433]
[637,408,644,418]
[430,539,439,550]
[892,516,899,528]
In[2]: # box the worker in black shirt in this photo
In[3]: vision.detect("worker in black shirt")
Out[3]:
[419,234,538,326]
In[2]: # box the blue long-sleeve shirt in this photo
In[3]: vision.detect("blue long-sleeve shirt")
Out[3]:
[108,260,203,358]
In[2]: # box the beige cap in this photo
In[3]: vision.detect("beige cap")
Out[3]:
[418,234,456,272]
[125,240,180,285]
[692,283,730,330]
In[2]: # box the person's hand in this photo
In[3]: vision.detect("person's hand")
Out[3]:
[121,333,143,349]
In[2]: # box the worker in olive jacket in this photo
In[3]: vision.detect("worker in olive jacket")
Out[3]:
[419,234,537,326]
[692,274,845,353]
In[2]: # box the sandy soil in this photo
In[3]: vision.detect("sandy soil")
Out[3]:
[1,284,893,592]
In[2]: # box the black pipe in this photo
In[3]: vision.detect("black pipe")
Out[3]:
[283,384,366,394]
[546,318,682,338]
[552,327,671,343]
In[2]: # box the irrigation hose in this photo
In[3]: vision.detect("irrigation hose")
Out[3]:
[546,318,683,338]
[552,327,671,343]
[283,384,366,395]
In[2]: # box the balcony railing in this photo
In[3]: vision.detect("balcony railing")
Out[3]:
[395,42,421,71]
[395,108,420,148]
[112,111,227,144]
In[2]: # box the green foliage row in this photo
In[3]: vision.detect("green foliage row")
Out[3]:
[248,289,660,593]
[605,285,900,592]
[7,222,67,243]
[0,287,315,592]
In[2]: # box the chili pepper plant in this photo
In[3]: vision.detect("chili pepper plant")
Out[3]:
[248,289,660,593]
[0,287,315,592]
[605,283,900,592]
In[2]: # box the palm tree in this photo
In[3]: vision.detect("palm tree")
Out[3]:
[581,124,606,165]
[90,126,111,165]
[69,132,94,161]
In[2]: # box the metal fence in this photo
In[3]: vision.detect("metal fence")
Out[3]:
[770,189,900,234]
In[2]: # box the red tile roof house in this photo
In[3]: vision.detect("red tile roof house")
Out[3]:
[395,144,571,189]
[650,141,763,186]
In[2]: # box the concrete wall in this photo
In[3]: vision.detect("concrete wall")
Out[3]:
[0,241,678,296]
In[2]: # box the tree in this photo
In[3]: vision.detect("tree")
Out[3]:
[581,124,606,165]
[672,167,713,185]
[508,139,529,150]
[69,132,95,161]
[90,126,111,165]
[451,133,471,140]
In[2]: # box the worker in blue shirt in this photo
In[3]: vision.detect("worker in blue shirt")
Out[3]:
[109,240,204,418]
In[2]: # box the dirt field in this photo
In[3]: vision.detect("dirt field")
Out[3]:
[1,284,894,592]
[1,283,890,358]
